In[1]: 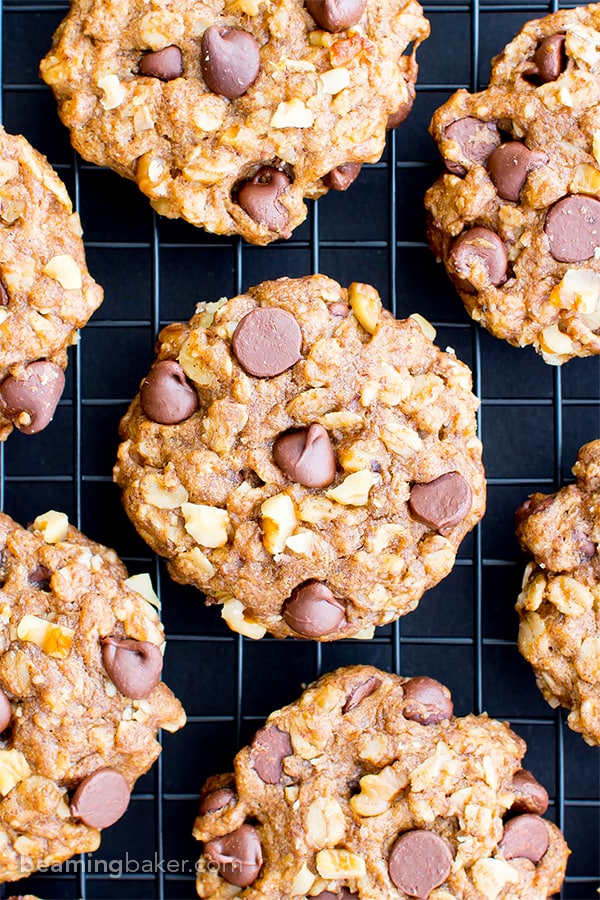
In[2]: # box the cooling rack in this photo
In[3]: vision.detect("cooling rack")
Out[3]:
[0,0,598,897]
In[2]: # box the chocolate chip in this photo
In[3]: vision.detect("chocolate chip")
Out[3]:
[139,45,184,81]
[527,34,566,83]
[574,529,596,559]
[323,163,362,191]
[328,302,349,317]
[498,814,549,863]
[305,0,366,32]
[545,195,600,262]
[0,688,11,732]
[449,227,508,292]
[409,472,472,535]
[201,26,260,99]
[204,824,263,887]
[313,891,358,899]
[101,636,163,699]
[250,725,293,784]
[232,307,302,377]
[511,769,549,816]
[443,117,500,175]
[0,281,8,306]
[403,676,454,725]
[388,830,453,897]
[29,564,51,590]
[342,676,381,713]
[237,166,291,233]
[514,493,552,527]
[283,580,346,637]
[487,142,546,202]
[70,768,131,829]
[0,360,65,434]
[387,85,416,130]
[273,424,336,488]
[199,787,236,814]
[140,360,198,425]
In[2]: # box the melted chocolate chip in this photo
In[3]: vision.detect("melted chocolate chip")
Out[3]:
[313,891,358,899]
[305,0,366,32]
[199,787,236,814]
[527,34,566,83]
[343,676,381,713]
[283,581,346,637]
[449,227,508,291]
[139,46,183,80]
[0,361,65,434]
[409,472,472,535]
[514,494,552,527]
[487,142,546,202]
[403,676,454,725]
[323,163,362,191]
[250,725,293,784]
[0,688,11,732]
[101,636,163,699]
[0,281,8,306]
[29,564,51,590]
[498,814,549,863]
[511,769,549,816]
[140,360,198,425]
[204,824,263,887]
[388,830,453,897]
[328,302,349,317]
[237,166,291,233]
[201,26,260,99]
[545,195,600,262]
[387,85,416,130]
[443,118,500,176]
[70,768,131,829]
[232,307,302,377]
[273,424,336,488]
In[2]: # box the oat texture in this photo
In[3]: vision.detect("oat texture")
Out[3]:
[516,439,600,745]
[0,510,185,881]
[114,275,485,641]
[40,0,429,244]
[425,4,600,363]
[193,665,569,898]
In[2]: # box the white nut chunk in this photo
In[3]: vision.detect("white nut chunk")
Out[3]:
[471,858,519,898]
[315,848,366,879]
[17,614,74,659]
[98,73,126,110]
[348,282,382,334]
[221,597,267,639]
[125,573,160,608]
[261,493,298,554]
[271,98,314,129]
[291,861,316,895]
[0,749,31,796]
[43,254,82,290]
[181,502,230,548]
[306,796,346,847]
[409,312,437,341]
[320,67,350,94]
[550,268,600,313]
[33,510,69,544]
[326,469,376,506]
[350,765,407,816]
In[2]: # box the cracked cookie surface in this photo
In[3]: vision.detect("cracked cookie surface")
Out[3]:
[0,127,103,438]
[516,439,600,745]
[193,665,569,898]
[114,275,485,641]
[0,510,185,881]
[425,4,600,364]
[40,0,429,244]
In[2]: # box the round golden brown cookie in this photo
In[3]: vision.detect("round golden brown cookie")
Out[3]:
[0,127,103,438]
[425,4,600,364]
[40,0,429,245]
[516,439,600,746]
[193,665,569,898]
[0,510,185,882]
[114,275,485,641]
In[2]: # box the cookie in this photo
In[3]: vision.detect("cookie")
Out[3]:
[0,127,103,438]
[516,439,600,746]
[40,0,429,245]
[114,274,485,641]
[425,4,600,363]
[193,665,569,898]
[0,509,185,881]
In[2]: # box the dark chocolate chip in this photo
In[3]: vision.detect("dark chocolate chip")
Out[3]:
[101,636,163,700]
[388,830,453,897]
[204,824,263,887]
[0,281,8,306]
[409,472,472,535]
[511,769,549,816]
[232,307,302,377]
[342,676,381,713]
[387,84,416,130]
[237,166,291,233]
[305,0,367,32]
[250,725,293,784]
[498,814,549,863]
[323,163,362,191]
[70,768,131,829]
[328,302,349,317]
[449,227,508,292]
[403,676,454,725]
[545,195,600,263]
[283,580,346,637]
[527,34,566,83]
[574,529,596,559]
[140,360,198,425]
[0,687,11,732]
[29,564,51,590]
[514,494,552,528]
[443,117,501,175]
[0,360,65,435]
[201,26,260,99]
[313,891,358,899]
[487,142,546,202]
[139,45,184,81]
[273,424,336,488]
[199,787,236,814]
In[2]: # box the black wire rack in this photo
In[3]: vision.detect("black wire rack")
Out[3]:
[0,1,598,898]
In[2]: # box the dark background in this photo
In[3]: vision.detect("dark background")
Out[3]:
[0,0,599,897]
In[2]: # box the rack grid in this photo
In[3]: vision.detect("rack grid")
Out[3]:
[0,0,599,897]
